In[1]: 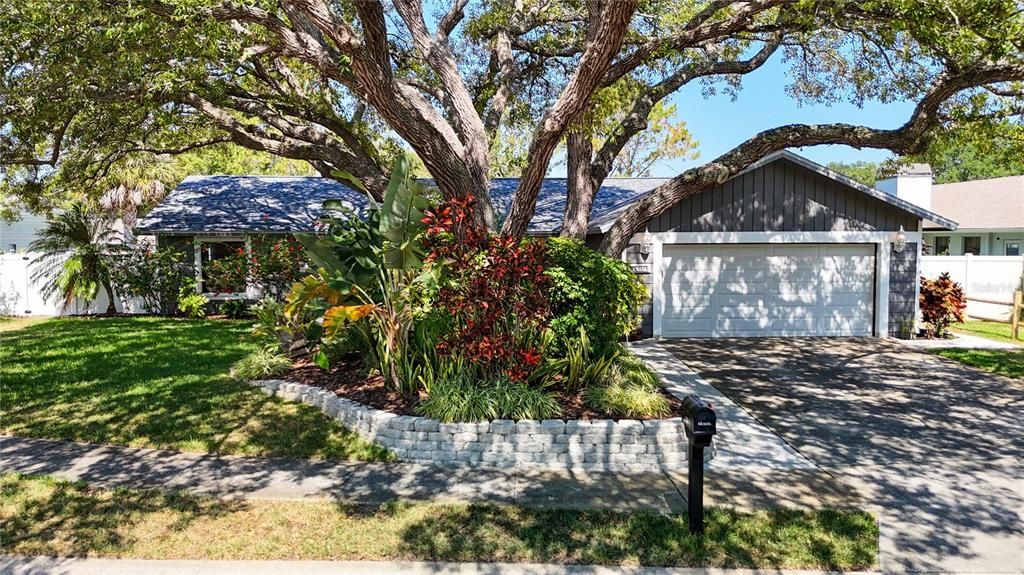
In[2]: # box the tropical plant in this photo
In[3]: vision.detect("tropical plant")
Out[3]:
[545,238,647,357]
[232,348,292,381]
[539,327,620,393]
[108,245,194,315]
[919,273,966,338]
[287,156,431,391]
[29,205,119,313]
[422,195,550,382]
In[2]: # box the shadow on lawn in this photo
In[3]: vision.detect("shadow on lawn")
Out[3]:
[0,318,388,462]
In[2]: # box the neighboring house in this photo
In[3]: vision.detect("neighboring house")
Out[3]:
[138,150,956,338]
[920,174,1024,256]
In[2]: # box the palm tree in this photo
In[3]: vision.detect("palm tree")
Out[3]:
[29,205,120,314]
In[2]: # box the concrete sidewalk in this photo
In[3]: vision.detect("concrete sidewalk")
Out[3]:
[0,435,861,513]
[0,556,877,575]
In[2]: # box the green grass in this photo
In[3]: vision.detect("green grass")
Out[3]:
[0,473,878,569]
[0,317,391,461]
[932,348,1024,380]
[950,320,1023,346]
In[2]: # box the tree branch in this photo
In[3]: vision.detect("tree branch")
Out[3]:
[502,0,639,238]
[598,62,1024,255]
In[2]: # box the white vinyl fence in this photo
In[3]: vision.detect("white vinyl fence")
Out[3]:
[921,254,1024,321]
[0,252,137,317]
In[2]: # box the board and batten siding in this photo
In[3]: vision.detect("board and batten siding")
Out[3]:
[623,243,654,337]
[888,242,918,337]
[646,158,918,234]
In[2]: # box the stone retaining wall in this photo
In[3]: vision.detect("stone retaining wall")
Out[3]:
[248,379,694,471]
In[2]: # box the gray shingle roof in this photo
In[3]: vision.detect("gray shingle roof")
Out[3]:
[136,176,668,235]
[926,175,1024,230]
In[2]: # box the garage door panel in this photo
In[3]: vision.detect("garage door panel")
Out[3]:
[661,244,875,337]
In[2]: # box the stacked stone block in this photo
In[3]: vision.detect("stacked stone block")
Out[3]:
[251,379,691,471]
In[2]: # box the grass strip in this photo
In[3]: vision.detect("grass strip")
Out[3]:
[0,473,878,569]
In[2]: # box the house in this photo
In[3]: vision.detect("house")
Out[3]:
[137,150,957,338]
[919,174,1024,256]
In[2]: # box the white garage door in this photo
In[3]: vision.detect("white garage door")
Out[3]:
[661,244,875,337]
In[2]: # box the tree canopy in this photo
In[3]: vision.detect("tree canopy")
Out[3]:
[2,0,1022,254]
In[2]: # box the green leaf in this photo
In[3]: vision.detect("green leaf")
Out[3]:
[313,349,330,371]
[379,156,428,271]
[328,170,367,193]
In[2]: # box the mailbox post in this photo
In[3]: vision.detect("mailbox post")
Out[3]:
[681,394,716,534]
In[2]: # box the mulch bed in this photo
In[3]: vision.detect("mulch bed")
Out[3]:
[283,356,685,420]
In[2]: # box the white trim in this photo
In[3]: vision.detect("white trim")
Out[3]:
[633,230,922,339]
[651,237,664,339]
[876,242,890,337]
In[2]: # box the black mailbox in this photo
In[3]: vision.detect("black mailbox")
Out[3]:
[681,394,716,534]
[681,395,716,445]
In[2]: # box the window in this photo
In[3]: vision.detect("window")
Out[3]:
[933,236,950,256]
[963,236,981,255]
[197,239,246,294]
[1006,241,1022,257]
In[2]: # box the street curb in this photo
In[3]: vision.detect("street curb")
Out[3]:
[0,556,881,575]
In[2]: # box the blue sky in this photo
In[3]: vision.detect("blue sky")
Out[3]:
[645,57,912,176]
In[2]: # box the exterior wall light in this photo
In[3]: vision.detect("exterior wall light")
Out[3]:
[638,228,652,256]
[893,225,907,253]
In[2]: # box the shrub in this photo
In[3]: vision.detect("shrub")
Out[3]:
[417,372,561,423]
[178,292,208,319]
[205,236,307,299]
[232,348,292,380]
[919,273,966,338]
[218,299,250,319]
[545,238,647,357]
[423,195,550,382]
[585,366,670,419]
[109,245,193,315]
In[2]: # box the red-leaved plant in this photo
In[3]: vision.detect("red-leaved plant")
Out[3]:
[422,195,550,382]
[919,273,966,338]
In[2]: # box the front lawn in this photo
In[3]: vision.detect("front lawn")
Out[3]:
[950,320,1023,346]
[932,348,1024,380]
[0,473,878,569]
[0,317,391,461]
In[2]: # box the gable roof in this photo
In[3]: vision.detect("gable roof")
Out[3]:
[926,175,1024,230]
[589,150,957,231]
[136,175,667,235]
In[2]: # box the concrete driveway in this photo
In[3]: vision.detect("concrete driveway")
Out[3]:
[661,338,1024,574]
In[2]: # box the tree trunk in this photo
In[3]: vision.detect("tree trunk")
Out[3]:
[102,279,117,315]
[501,0,637,239]
[561,131,596,239]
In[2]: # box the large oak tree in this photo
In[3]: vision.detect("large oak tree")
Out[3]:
[2,0,1022,255]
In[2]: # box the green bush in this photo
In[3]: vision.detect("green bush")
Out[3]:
[545,238,647,357]
[417,368,561,422]
[585,366,670,419]
[218,299,250,319]
[232,348,292,380]
[178,293,208,319]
